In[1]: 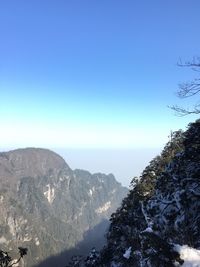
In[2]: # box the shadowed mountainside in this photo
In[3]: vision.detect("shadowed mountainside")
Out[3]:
[34,219,108,267]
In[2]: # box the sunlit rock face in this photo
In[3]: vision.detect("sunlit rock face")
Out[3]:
[0,148,128,267]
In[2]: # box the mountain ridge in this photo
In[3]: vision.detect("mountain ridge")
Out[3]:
[0,147,128,266]
[94,120,200,266]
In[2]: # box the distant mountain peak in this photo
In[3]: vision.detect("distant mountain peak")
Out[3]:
[0,147,128,267]
[0,147,70,183]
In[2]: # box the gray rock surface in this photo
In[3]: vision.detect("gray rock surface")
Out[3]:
[0,148,128,266]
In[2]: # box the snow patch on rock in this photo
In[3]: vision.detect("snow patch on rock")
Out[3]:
[88,186,95,196]
[174,244,200,267]
[95,201,111,214]
[35,237,40,246]
[44,184,55,204]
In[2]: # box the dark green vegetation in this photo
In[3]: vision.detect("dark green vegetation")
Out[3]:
[0,148,127,267]
[99,120,200,266]
[68,120,200,266]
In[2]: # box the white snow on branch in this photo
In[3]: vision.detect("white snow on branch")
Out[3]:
[140,201,153,230]
[141,227,153,233]
[123,247,132,259]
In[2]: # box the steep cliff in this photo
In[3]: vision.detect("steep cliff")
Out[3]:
[0,148,127,266]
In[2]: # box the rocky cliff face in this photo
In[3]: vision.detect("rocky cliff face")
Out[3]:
[0,148,127,266]
[92,120,200,267]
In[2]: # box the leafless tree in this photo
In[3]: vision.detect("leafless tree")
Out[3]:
[170,57,200,116]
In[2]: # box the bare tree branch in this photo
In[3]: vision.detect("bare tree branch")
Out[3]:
[177,80,200,98]
[170,57,200,115]
[170,105,200,116]
[177,56,200,69]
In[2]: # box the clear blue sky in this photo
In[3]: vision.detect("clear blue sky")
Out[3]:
[1,1,200,186]
[0,0,200,150]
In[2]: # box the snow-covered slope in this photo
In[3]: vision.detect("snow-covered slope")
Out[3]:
[92,120,200,267]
